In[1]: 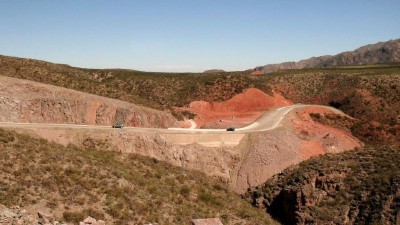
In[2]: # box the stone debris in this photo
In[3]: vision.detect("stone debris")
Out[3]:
[1,203,224,225]
[0,204,67,225]
[191,218,223,225]
[79,216,105,225]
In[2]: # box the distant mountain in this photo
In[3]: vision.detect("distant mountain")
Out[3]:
[203,69,226,73]
[255,38,400,73]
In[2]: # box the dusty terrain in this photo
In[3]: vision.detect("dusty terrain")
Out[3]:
[0,76,176,128]
[0,129,276,225]
[2,105,362,194]
[230,106,363,193]
[2,53,399,146]
[179,88,292,128]
[0,76,363,194]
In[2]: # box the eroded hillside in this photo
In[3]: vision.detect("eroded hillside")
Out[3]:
[243,144,400,225]
[1,55,399,144]
[0,76,176,128]
[0,128,277,225]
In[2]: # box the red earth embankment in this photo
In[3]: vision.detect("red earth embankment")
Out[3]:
[231,105,363,193]
[180,88,292,128]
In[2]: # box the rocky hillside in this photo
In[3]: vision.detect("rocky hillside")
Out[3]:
[0,76,176,128]
[1,52,399,143]
[255,38,400,73]
[266,67,400,144]
[243,144,400,225]
[0,128,277,225]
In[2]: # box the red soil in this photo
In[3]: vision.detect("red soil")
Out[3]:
[250,71,264,76]
[181,88,292,128]
[289,106,363,160]
[298,141,325,160]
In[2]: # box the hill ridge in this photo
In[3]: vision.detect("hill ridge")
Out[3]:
[255,38,400,73]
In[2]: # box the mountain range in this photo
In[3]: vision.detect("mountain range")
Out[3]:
[255,38,400,73]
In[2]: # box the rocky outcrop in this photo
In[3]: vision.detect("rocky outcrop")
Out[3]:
[230,107,363,193]
[6,105,362,194]
[191,218,223,225]
[0,205,67,225]
[255,38,400,73]
[0,76,177,128]
[0,205,109,225]
[243,145,400,225]
[79,216,105,225]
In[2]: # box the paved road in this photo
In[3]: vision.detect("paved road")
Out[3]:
[0,104,343,147]
[0,104,313,133]
[0,104,343,134]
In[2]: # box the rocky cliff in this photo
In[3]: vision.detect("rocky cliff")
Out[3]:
[243,145,400,225]
[0,76,177,128]
[255,38,400,73]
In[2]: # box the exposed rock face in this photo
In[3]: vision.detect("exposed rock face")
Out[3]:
[181,88,292,128]
[255,38,400,73]
[230,107,363,193]
[0,76,177,128]
[191,218,223,225]
[243,145,400,225]
[6,105,362,194]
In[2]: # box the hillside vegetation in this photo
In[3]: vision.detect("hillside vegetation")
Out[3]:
[1,55,399,143]
[243,144,400,225]
[0,128,277,225]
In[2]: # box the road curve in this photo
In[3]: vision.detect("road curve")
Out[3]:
[0,104,341,134]
[0,104,345,147]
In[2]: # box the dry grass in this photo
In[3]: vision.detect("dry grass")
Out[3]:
[0,128,277,225]
[1,55,399,130]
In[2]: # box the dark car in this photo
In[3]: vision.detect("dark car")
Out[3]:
[112,124,124,128]
[226,127,235,131]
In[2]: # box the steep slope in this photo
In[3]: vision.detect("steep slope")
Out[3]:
[230,106,363,193]
[255,38,400,73]
[0,128,277,225]
[265,69,400,144]
[2,105,362,194]
[179,88,292,128]
[243,145,400,225]
[1,48,399,144]
[0,76,176,128]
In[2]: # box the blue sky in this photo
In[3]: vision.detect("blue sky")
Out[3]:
[1,0,399,72]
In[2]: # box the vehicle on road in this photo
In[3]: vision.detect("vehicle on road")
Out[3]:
[226,127,235,131]
[112,124,124,128]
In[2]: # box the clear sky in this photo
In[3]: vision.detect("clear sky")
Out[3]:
[1,0,399,72]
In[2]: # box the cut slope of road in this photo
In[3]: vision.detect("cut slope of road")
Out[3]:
[179,88,293,129]
[0,75,177,128]
[0,104,363,193]
[1,104,348,147]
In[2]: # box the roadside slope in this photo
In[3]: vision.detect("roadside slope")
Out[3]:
[0,75,177,128]
[0,105,363,194]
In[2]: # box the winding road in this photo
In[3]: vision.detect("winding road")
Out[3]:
[0,104,342,147]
